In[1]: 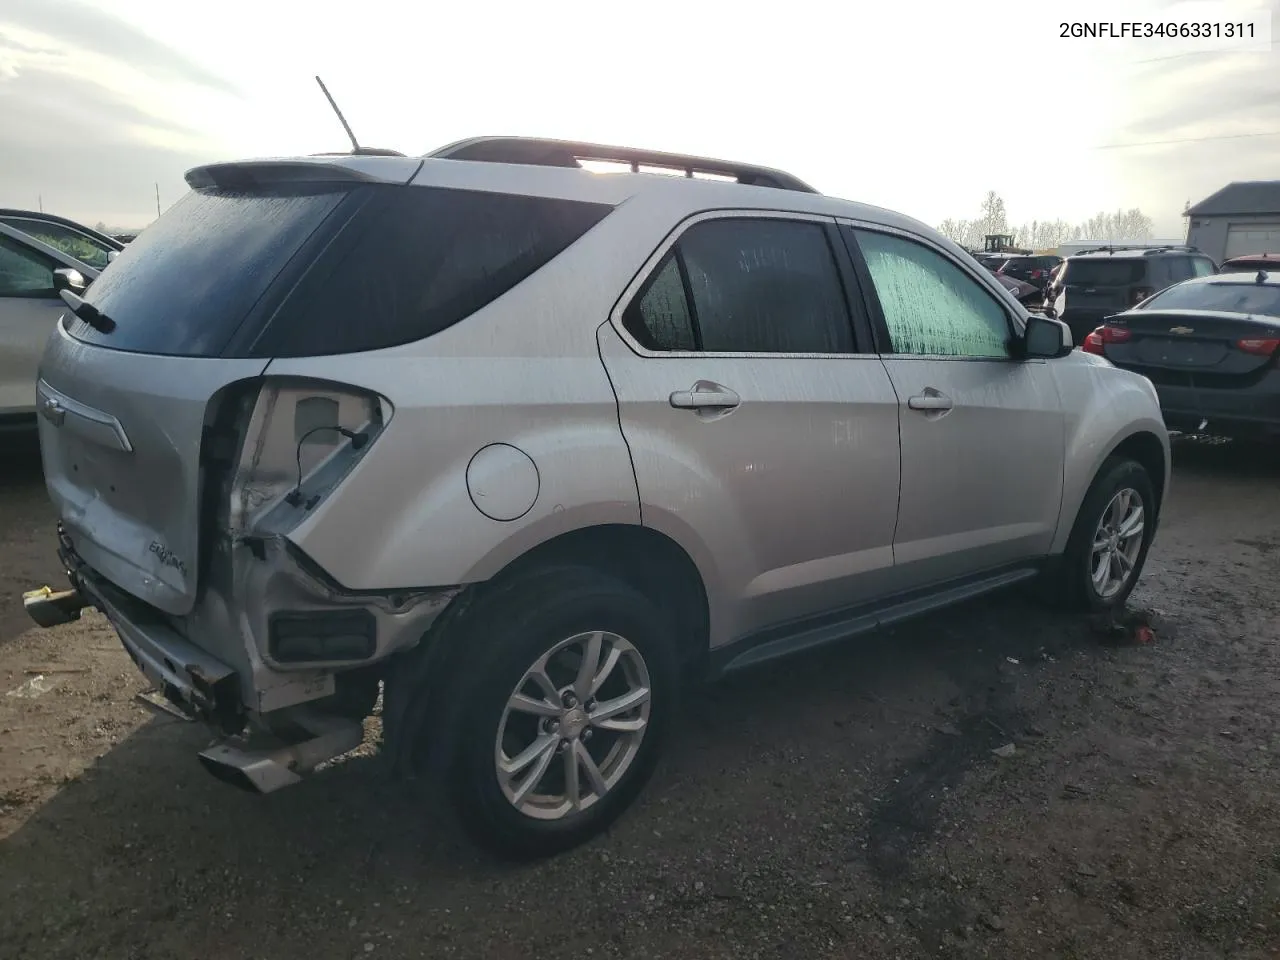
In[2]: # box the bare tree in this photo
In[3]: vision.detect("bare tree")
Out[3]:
[941,193,1156,250]
[975,191,1008,240]
[937,218,971,245]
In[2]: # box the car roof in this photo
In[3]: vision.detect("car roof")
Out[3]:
[1223,252,1280,263]
[186,136,953,252]
[0,208,125,249]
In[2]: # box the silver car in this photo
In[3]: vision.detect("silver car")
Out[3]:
[23,137,1170,858]
[0,212,123,426]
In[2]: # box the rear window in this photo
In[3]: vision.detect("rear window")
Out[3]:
[1062,259,1146,286]
[71,185,348,356]
[1141,281,1280,318]
[68,183,612,358]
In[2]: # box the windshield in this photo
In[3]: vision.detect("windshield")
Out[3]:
[1142,281,1280,318]
[1062,259,1145,286]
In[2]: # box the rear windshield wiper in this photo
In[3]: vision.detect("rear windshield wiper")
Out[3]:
[59,290,116,334]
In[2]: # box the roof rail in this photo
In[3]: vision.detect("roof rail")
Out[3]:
[424,136,819,193]
[1139,244,1201,255]
[1073,243,1202,257]
[309,147,407,157]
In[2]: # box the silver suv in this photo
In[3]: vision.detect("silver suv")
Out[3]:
[23,137,1170,858]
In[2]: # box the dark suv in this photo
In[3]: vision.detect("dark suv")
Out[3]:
[998,254,1062,290]
[1047,246,1217,344]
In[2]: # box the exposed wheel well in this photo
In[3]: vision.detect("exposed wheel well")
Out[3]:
[494,524,711,678]
[1109,431,1167,516]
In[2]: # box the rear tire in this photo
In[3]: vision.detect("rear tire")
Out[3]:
[439,567,678,860]
[1051,456,1157,613]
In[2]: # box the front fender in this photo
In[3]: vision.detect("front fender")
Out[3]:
[1049,353,1171,554]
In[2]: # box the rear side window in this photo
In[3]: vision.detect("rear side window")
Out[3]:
[1191,257,1217,277]
[72,185,348,356]
[253,186,613,357]
[623,218,857,354]
[1062,259,1145,286]
[69,183,612,358]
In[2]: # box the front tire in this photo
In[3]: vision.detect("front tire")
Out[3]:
[1056,456,1157,612]
[442,567,678,860]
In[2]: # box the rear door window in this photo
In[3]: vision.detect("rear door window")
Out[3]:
[623,255,697,351]
[624,218,858,354]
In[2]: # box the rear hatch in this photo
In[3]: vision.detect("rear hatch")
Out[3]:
[1102,307,1280,390]
[37,157,422,616]
[1060,258,1147,314]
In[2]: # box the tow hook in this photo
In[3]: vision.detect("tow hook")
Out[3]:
[22,585,88,628]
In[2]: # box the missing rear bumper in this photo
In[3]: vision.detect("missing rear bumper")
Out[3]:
[197,708,364,794]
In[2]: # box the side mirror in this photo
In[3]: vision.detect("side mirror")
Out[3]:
[106,250,119,264]
[52,267,88,295]
[1023,313,1073,358]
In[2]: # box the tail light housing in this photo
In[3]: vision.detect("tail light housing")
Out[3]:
[1237,337,1280,357]
[1130,287,1154,305]
[228,379,390,537]
[1081,324,1132,355]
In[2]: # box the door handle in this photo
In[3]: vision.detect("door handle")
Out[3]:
[669,381,741,411]
[907,390,953,412]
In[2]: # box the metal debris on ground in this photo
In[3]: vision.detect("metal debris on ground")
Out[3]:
[1088,607,1157,646]
[135,690,194,722]
[6,674,58,699]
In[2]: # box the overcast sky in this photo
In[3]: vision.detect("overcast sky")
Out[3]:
[0,0,1276,235]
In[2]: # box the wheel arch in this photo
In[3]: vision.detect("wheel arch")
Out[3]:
[1052,420,1170,555]
[382,522,713,779]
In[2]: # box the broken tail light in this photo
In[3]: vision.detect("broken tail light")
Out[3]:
[229,379,390,537]
[1081,325,1131,355]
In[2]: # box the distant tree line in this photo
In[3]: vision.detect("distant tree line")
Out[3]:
[937,192,1156,251]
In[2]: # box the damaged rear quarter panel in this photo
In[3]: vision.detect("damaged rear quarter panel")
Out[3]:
[262,254,645,593]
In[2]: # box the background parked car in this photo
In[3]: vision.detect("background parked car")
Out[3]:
[1045,246,1217,345]
[0,210,124,271]
[998,254,1063,291]
[0,218,105,426]
[1079,271,1280,441]
[1219,252,1280,274]
[993,272,1043,307]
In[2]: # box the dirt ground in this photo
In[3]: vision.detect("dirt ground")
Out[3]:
[1,429,1279,960]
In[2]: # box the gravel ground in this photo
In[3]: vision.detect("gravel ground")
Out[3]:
[1,430,1278,959]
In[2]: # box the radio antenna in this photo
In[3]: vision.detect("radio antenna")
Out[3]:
[315,75,361,153]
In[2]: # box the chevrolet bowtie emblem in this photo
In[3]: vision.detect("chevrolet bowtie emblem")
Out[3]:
[1169,326,1194,335]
